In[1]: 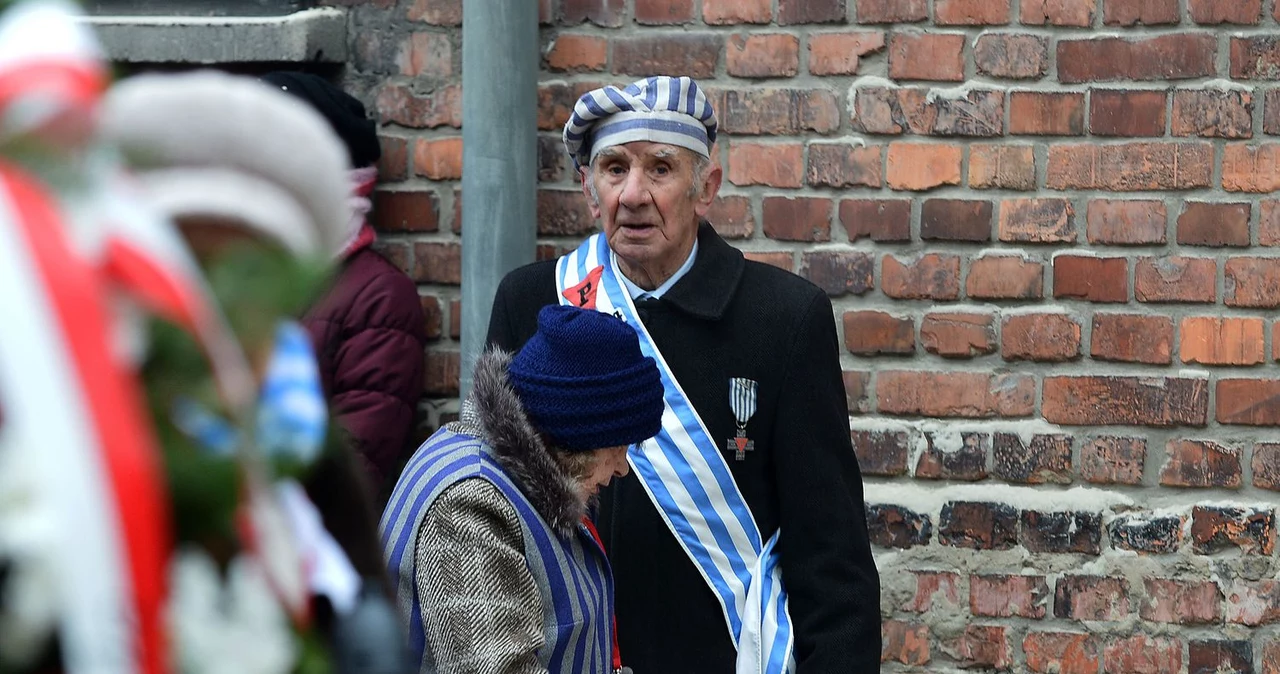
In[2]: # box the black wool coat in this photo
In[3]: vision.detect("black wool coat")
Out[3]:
[485,223,881,674]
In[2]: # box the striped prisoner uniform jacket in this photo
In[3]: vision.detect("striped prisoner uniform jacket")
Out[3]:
[380,350,614,674]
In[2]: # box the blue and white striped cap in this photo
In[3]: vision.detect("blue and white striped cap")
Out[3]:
[563,76,718,169]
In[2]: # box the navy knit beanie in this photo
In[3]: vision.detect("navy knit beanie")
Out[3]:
[508,305,665,452]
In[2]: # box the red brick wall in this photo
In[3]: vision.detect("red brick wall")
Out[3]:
[343,0,1280,669]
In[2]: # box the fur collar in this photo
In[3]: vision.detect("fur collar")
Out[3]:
[449,350,586,537]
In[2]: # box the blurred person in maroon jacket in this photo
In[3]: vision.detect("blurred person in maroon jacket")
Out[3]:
[263,72,427,493]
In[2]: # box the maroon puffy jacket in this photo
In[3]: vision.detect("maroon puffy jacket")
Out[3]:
[302,246,426,490]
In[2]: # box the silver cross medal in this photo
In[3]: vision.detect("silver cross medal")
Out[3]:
[726,378,758,461]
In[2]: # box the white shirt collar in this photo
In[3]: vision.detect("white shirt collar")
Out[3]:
[618,239,699,301]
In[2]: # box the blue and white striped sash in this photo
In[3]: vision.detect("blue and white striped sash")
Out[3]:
[556,234,795,674]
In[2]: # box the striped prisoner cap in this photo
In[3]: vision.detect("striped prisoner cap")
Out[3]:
[563,75,718,169]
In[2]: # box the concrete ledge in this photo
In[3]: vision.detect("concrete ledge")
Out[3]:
[79,7,347,64]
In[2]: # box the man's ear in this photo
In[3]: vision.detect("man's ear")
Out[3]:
[580,166,602,220]
[693,161,722,218]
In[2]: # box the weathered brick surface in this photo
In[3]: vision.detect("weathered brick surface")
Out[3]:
[348,0,1280,658]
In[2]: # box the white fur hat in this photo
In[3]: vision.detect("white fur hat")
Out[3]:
[99,70,352,257]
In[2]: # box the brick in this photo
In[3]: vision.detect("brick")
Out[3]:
[708,196,754,239]
[378,135,409,181]
[373,190,439,233]
[713,88,840,135]
[420,296,443,341]
[843,371,870,413]
[1080,436,1146,484]
[1042,376,1209,427]
[1255,443,1280,490]
[929,89,1006,136]
[1191,0,1262,24]
[1059,35,1217,83]
[762,197,831,243]
[808,31,885,75]
[971,574,1048,618]
[451,189,462,234]
[1054,576,1130,621]
[800,251,873,297]
[538,135,565,183]
[855,0,927,23]
[701,0,770,24]
[1002,313,1081,363]
[1091,313,1174,364]
[840,199,911,242]
[914,432,989,480]
[448,300,460,340]
[1265,91,1280,135]
[1103,0,1179,25]
[852,430,909,475]
[728,142,804,188]
[544,34,607,72]
[613,34,722,79]
[939,501,1018,550]
[537,81,587,131]
[807,143,881,188]
[536,190,595,236]
[1180,317,1265,365]
[905,570,963,613]
[1233,37,1280,79]
[412,242,462,285]
[727,34,800,78]
[1160,439,1243,488]
[1191,505,1276,555]
[1135,256,1217,303]
[852,87,1004,136]
[1218,379,1280,425]
[843,311,914,355]
[1226,258,1280,308]
[1224,144,1280,192]
[1090,89,1167,137]
[1009,91,1085,135]
[1262,200,1280,245]
[1226,580,1280,625]
[1188,641,1253,674]
[920,312,996,358]
[375,241,411,276]
[413,137,462,179]
[742,251,792,271]
[866,504,932,548]
[880,620,930,666]
[1024,632,1100,674]
[396,32,453,77]
[881,254,961,300]
[886,142,962,190]
[969,144,1036,190]
[1053,256,1128,302]
[878,371,1035,418]
[999,199,1076,243]
[635,0,694,24]
[423,350,461,397]
[1173,89,1254,138]
[1023,511,1102,554]
[888,33,966,82]
[1110,515,1184,553]
[777,0,845,24]
[975,34,1048,79]
[1087,200,1167,245]
[921,200,992,242]
[1103,635,1182,674]
[1266,642,1280,674]
[994,434,1073,485]
[1047,142,1213,191]
[1143,578,1223,623]
[560,0,625,26]
[967,255,1044,299]
[1021,0,1095,26]
[407,0,460,24]
[946,625,1012,670]
[936,0,1010,24]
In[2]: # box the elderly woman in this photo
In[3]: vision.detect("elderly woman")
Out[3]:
[381,305,664,674]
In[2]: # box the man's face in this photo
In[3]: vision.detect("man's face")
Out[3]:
[579,445,631,499]
[582,142,721,271]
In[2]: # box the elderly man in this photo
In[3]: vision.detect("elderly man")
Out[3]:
[485,76,880,673]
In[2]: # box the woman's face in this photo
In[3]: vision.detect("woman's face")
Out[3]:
[578,445,631,499]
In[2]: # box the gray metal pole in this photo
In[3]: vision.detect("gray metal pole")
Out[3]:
[459,0,537,399]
